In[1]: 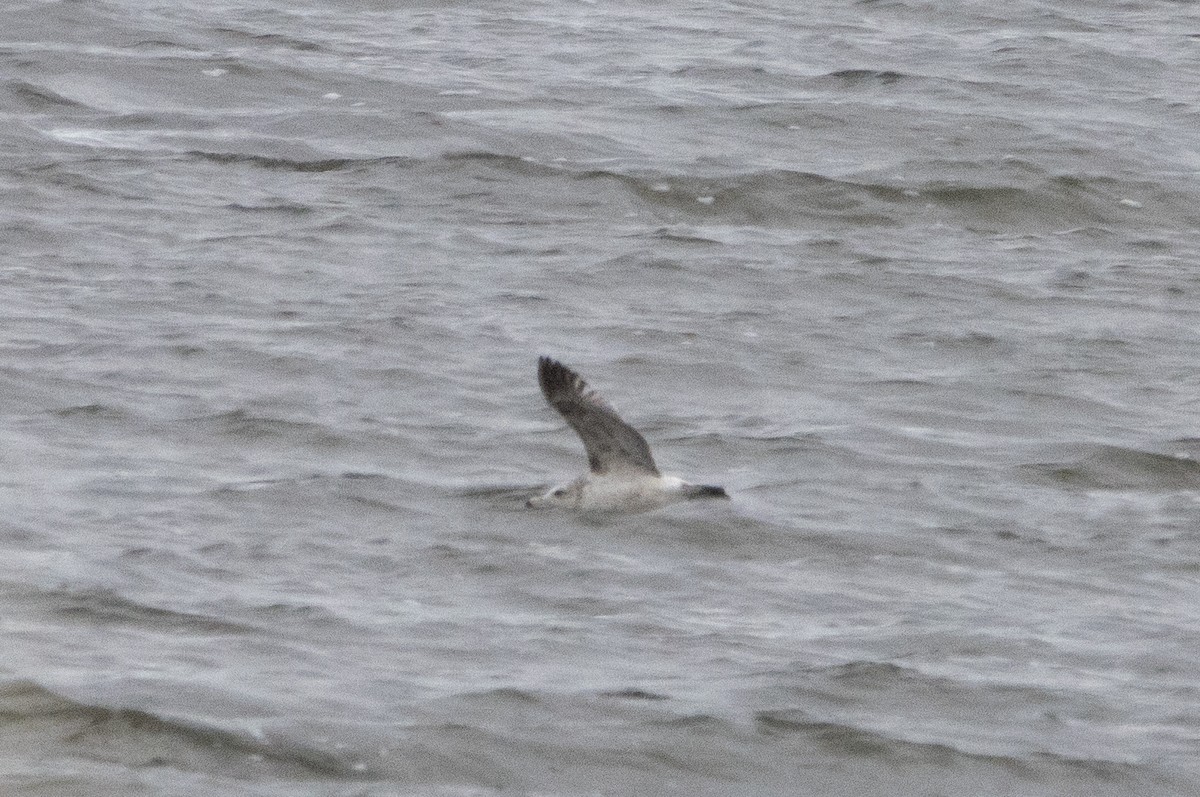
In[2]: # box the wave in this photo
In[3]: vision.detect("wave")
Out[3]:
[34,129,1180,232]
[182,145,1054,228]
[816,69,911,86]
[0,680,374,779]
[754,707,1152,783]
[186,151,373,172]
[6,80,88,110]
[51,403,131,420]
[42,586,254,635]
[434,154,1192,231]
[1019,443,1200,490]
[5,675,1183,792]
[182,409,348,447]
[207,28,324,53]
[394,683,1183,793]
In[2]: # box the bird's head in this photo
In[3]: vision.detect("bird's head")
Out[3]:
[526,482,580,509]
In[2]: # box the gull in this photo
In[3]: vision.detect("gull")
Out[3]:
[527,357,728,513]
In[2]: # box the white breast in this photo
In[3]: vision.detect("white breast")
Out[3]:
[578,473,683,514]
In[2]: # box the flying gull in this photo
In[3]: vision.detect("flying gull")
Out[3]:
[527,357,728,513]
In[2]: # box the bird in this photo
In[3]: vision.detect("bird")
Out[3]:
[526,356,728,513]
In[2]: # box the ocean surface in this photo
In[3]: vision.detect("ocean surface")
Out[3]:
[3,1,1199,794]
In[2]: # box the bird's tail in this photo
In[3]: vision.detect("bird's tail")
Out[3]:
[682,483,729,500]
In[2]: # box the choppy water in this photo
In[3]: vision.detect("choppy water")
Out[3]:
[3,1,1199,794]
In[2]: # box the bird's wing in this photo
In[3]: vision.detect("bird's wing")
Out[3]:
[537,357,659,475]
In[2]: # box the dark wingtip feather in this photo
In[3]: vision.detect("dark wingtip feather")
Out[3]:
[538,356,584,402]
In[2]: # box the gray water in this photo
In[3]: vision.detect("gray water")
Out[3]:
[3,1,1199,794]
